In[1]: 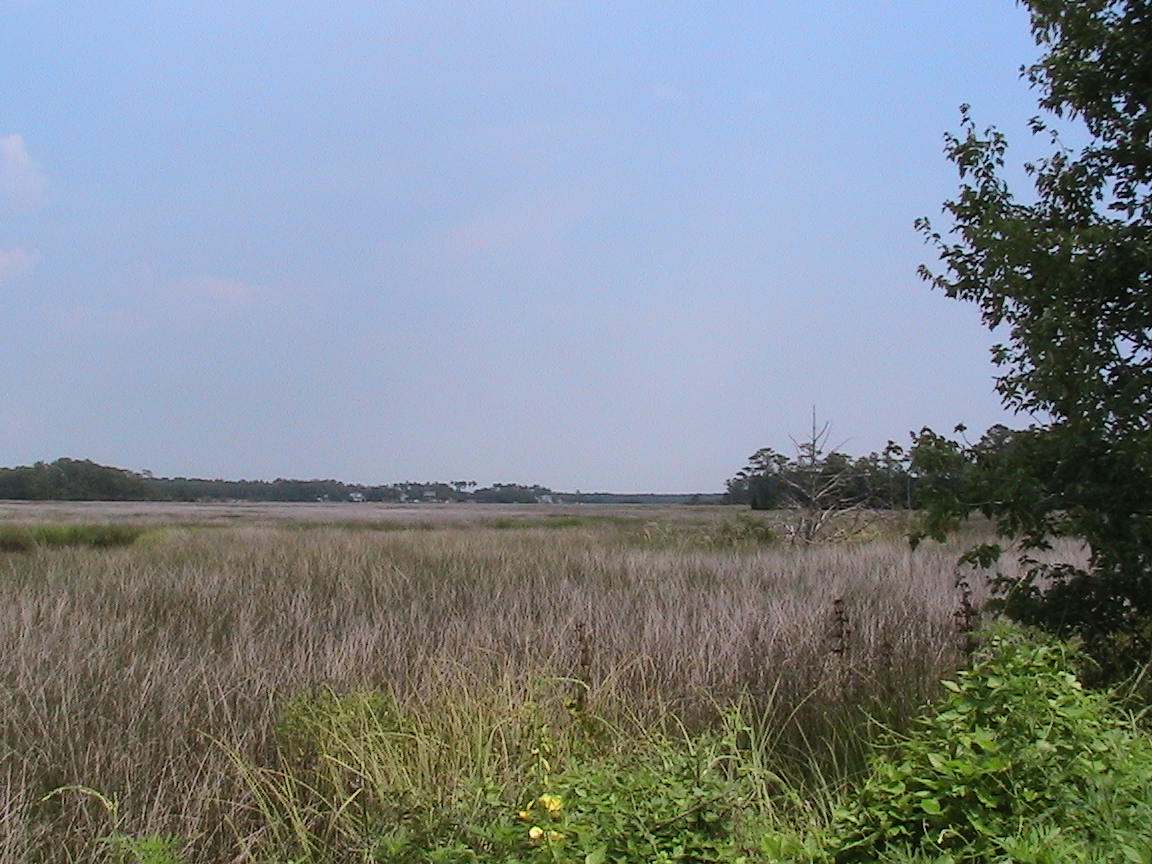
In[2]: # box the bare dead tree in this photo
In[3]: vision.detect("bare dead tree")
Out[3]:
[777,410,875,544]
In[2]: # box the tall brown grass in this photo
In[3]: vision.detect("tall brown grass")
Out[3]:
[0,505,1048,863]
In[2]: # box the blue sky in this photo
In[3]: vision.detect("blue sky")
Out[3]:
[2,1,1047,491]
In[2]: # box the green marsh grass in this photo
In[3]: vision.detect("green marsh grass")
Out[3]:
[0,522,147,552]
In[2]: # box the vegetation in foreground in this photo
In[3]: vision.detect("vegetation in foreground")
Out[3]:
[223,626,1152,864]
[16,551,1152,864]
[6,508,1141,863]
[2,509,991,864]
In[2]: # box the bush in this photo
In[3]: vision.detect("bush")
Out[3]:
[825,625,1152,863]
[480,730,759,864]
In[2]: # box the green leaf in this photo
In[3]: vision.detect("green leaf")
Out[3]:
[919,797,943,816]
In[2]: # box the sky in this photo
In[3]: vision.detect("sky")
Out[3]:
[1,1,1051,492]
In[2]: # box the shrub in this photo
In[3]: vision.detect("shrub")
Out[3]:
[825,625,1152,863]
[477,724,765,864]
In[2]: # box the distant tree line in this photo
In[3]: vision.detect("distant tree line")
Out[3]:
[726,437,917,511]
[0,458,155,501]
[0,458,723,504]
[0,459,540,503]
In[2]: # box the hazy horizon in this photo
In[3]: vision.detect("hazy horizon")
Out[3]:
[2,2,1042,492]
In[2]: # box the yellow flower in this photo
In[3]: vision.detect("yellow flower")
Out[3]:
[528,826,545,841]
[548,831,565,843]
[538,793,563,814]
[517,810,531,821]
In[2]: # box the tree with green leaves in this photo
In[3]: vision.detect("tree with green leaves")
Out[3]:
[913,0,1152,677]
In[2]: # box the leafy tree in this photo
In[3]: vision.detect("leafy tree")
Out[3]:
[913,1,1152,675]
[471,483,553,504]
[727,446,790,510]
[0,458,154,500]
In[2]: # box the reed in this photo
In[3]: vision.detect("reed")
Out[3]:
[0,505,1063,863]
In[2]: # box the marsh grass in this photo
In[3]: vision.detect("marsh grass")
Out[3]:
[482,514,637,530]
[0,505,1057,863]
[0,522,147,552]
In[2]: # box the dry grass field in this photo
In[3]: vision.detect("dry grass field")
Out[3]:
[0,503,1041,863]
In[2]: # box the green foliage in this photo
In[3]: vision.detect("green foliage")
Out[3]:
[913,0,1152,675]
[0,522,146,552]
[471,484,554,504]
[730,419,910,545]
[102,833,187,864]
[0,458,155,500]
[0,457,553,503]
[910,420,1152,680]
[475,721,767,864]
[825,626,1152,863]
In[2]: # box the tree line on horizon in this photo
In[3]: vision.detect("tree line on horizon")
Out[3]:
[0,447,934,511]
[0,458,723,504]
[0,459,547,503]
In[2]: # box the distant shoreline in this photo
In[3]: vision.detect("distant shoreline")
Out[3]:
[0,458,725,505]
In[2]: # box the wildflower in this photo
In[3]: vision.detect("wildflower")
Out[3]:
[538,793,563,814]
[548,831,565,843]
[517,810,531,821]
[528,826,545,841]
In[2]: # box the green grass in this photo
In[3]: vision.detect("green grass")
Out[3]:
[0,522,147,552]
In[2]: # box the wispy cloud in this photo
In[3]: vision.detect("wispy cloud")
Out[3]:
[0,247,38,284]
[168,274,263,313]
[433,183,603,271]
[0,133,50,209]
[47,270,268,343]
